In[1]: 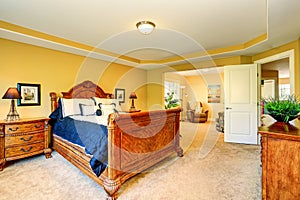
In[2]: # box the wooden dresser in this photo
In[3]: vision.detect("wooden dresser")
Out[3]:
[258,119,300,200]
[0,117,52,171]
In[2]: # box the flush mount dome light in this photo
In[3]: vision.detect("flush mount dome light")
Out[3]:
[136,21,155,34]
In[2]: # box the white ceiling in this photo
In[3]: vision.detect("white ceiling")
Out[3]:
[1,0,300,67]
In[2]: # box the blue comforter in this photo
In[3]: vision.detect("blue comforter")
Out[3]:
[49,104,108,176]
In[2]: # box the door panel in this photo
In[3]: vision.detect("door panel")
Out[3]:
[230,112,251,135]
[224,64,258,144]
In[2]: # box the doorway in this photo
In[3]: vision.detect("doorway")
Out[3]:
[255,50,295,96]
[261,57,290,99]
[255,50,295,125]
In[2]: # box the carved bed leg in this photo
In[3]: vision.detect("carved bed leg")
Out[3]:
[103,179,121,200]
[0,159,6,171]
[44,148,52,158]
[176,147,184,157]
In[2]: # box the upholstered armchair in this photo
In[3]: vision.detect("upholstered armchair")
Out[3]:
[186,101,209,123]
[216,111,224,132]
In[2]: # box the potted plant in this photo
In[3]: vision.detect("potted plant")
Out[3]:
[164,92,179,109]
[262,95,300,123]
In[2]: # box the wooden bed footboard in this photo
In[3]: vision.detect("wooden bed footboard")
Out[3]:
[104,108,183,198]
[49,81,183,199]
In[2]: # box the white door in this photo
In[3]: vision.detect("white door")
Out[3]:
[224,64,259,144]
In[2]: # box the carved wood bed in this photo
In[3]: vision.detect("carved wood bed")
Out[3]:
[49,80,183,200]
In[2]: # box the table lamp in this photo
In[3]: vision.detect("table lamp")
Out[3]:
[129,92,137,112]
[2,87,22,121]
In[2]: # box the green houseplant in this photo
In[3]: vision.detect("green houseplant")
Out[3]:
[164,92,179,109]
[262,95,300,123]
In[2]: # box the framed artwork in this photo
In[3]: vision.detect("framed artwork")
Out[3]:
[115,88,125,104]
[208,84,221,103]
[17,83,41,106]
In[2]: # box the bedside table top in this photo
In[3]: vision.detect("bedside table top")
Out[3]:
[0,117,50,124]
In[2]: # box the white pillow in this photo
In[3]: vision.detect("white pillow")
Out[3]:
[89,103,116,125]
[99,104,115,115]
[91,97,122,112]
[60,98,94,117]
[70,103,116,126]
[195,105,203,113]
[79,104,97,116]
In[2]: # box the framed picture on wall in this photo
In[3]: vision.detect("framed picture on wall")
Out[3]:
[115,88,125,104]
[208,84,221,103]
[17,83,41,106]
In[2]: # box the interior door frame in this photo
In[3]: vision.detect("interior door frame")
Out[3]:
[254,50,294,129]
[254,49,295,94]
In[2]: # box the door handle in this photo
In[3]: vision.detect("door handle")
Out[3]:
[226,107,232,110]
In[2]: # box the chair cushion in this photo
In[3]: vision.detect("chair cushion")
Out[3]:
[194,113,206,118]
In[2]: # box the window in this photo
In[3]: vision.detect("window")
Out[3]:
[279,84,290,98]
[164,81,180,100]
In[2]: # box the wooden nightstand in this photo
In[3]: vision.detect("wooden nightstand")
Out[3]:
[0,117,52,171]
[128,110,141,113]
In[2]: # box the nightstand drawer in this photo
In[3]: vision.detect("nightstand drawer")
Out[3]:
[5,122,44,134]
[5,132,44,146]
[5,142,44,157]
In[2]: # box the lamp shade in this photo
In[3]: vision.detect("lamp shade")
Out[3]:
[2,87,22,99]
[129,92,137,99]
[136,21,155,34]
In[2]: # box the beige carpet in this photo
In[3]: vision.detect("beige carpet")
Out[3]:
[0,121,261,200]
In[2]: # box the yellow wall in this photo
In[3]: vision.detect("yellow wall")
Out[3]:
[106,66,148,110]
[0,38,147,119]
[1,36,299,120]
[172,56,252,71]
[183,72,224,120]
[146,66,170,109]
[153,39,300,118]
[147,55,250,107]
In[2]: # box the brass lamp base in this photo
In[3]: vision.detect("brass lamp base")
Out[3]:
[129,98,137,112]
[5,99,20,121]
[129,107,136,112]
[5,113,20,121]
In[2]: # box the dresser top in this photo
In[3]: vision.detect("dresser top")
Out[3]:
[259,119,300,141]
[0,117,49,125]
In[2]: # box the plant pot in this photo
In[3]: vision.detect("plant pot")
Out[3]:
[268,121,298,132]
[269,113,298,123]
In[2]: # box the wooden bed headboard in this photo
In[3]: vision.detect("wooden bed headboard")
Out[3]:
[50,80,112,112]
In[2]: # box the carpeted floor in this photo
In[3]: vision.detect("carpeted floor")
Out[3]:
[0,121,261,200]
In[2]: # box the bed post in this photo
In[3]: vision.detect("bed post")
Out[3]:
[103,113,121,200]
[49,92,58,112]
[175,109,184,157]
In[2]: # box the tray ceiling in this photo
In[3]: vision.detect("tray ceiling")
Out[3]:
[1,0,300,67]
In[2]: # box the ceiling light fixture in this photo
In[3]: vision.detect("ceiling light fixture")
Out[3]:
[136,21,155,34]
